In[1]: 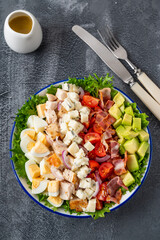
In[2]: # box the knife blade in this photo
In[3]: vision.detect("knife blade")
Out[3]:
[72,25,160,120]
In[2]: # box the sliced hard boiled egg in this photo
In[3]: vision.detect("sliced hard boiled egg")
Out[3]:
[25,152,43,164]
[40,159,55,179]
[34,116,48,133]
[20,135,36,153]
[47,180,60,197]
[20,128,36,140]
[37,132,50,147]
[47,196,64,207]
[32,178,48,194]
[27,115,37,128]
[31,141,50,158]
[25,159,40,182]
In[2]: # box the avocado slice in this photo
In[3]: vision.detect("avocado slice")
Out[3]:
[138,130,149,142]
[123,137,140,154]
[116,125,126,138]
[109,104,122,119]
[119,145,126,155]
[124,106,134,116]
[123,131,139,140]
[125,126,132,131]
[113,92,125,107]
[120,104,125,113]
[122,113,132,126]
[121,171,135,187]
[113,118,122,128]
[127,154,139,172]
[132,118,141,131]
[137,141,149,157]
[118,137,125,145]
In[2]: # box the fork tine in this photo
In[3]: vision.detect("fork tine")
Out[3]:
[106,25,120,47]
[97,29,115,53]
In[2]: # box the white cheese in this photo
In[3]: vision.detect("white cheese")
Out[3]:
[62,83,70,91]
[84,141,95,151]
[74,100,82,111]
[73,135,82,144]
[85,199,96,212]
[62,98,74,111]
[62,113,71,123]
[79,178,92,189]
[59,122,68,135]
[68,110,79,120]
[68,120,84,134]
[63,131,75,145]
[77,166,91,179]
[69,84,79,93]
[79,106,90,115]
[67,142,79,156]
[80,112,89,123]
[76,189,86,200]
[67,92,79,101]
[84,188,94,200]
[75,148,85,158]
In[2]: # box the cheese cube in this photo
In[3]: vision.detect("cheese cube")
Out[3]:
[68,110,79,120]
[79,178,92,189]
[62,83,70,91]
[84,188,94,200]
[74,100,82,111]
[68,120,84,134]
[84,141,95,151]
[75,149,85,158]
[28,164,40,178]
[62,113,71,123]
[67,142,79,156]
[85,199,96,212]
[36,103,46,118]
[67,92,79,101]
[69,84,79,93]
[60,122,68,134]
[62,98,74,111]
[79,106,90,115]
[48,180,60,197]
[73,135,82,144]
[77,166,91,179]
[80,112,89,123]
[76,189,87,200]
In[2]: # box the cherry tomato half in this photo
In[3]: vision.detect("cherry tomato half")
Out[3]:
[89,160,100,172]
[95,142,106,157]
[96,198,103,210]
[97,182,108,201]
[88,149,96,160]
[93,123,103,134]
[78,132,85,144]
[84,132,101,144]
[83,121,90,129]
[99,162,114,180]
[88,127,93,133]
[83,95,100,108]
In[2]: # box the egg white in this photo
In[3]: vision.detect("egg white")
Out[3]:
[25,159,36,182]
[20,128,36,140]
[32,180,48,194]
[25,152,43,164]
[20,135,36,153]
[31,141,50,158]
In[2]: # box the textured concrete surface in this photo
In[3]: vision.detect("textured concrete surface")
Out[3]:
[0,0,160,239]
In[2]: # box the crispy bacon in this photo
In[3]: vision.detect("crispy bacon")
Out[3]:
[106,188,122,204]
[104,100,114,111]
[112,158,127,175]
[110,140,120,158]
[99,88,111,109]
[107,176,128,196]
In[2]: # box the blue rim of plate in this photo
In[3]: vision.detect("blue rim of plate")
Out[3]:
[10,79,152,218]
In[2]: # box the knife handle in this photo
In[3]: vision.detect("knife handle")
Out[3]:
[137,72,160,105]
[131,82,160,120]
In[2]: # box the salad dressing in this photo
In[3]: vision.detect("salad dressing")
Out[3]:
[9,15,32,34]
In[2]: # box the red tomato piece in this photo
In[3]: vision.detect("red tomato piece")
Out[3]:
[88,149,96,159]
[78,132,85,144]
[90,117,96,126]
[95,142,106,157]
[84,91,90,95]
[97,182,108,201]
[93,123,103,134]
[89,160,100,172]
[96,198,103,210]
[83,121,90,129]
[99,162,114,180]
[84,132,101,144]
[94,106,102,112]
[83,95,100,108]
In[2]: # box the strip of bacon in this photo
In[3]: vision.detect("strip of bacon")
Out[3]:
[112,158,127,175]
[104,100,114,111]
[106,188,122,204]
[99,88,111,109]
[110,140,120,158]
[107,176,128,196]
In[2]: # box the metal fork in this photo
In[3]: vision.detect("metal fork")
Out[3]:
[97,26,160,105]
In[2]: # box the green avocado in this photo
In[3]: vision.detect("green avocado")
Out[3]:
[116,125,126,138]
[132,118,141,131]
[113,118,122,128]
[123,137,140,154]
[109,104,122,119]
[121,171,135,187]
[113,92,125,107]
[120,104,125,113]
[137,141,149,157]
[119,145,126,155]
[122,113,132,126]
[138,130,149,142]
[127,154,139,172]
[125,126,132,131]
[123,131,139,140]
[124,106,134,116]
[118,137,125,145]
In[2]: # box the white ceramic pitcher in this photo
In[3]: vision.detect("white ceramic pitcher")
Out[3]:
[4,10,43,53]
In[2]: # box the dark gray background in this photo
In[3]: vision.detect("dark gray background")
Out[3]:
[0,0,160,239]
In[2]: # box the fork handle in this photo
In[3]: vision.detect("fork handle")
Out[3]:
[131,82,160,120]
[137,72,160,105]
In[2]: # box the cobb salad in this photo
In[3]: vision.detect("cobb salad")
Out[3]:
[11,74,150,219]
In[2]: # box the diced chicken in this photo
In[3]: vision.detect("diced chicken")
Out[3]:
[69,198,88,212]
[45,109,57,124]
[46,94,57,101]
[60,181,75,200]
[56,89,68,100]
[57,106,68,118]
[46,101,58,111]
[63,169,78,184]
[45,122,60,140]
[46,153,63,169]
[85,199,96,212]
[52,141,67,155]
[36,103,46,118]
[48,180,60,197]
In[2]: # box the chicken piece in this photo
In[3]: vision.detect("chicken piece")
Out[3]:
[63,169,78,184]
[46,153,63,169]
[57,106,68,118]
[69,198,88,212]
[47,180,60,197]
[56,89,68,100]
[45,122,60,140]
[45,109,57,124]
[52,141,67,155]
[46,94,57,101]
[46,101,58,111]
[60,181,75,200]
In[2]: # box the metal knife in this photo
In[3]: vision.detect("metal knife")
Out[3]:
[72,25,160,121]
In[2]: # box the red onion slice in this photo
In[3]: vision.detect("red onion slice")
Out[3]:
[56,137,67,147]
[51,166,64,180]
[95,154,110,163]
[92,181,100,197]
[62,150,71,169]
[95,170,102,185]
[79,87,84,99]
